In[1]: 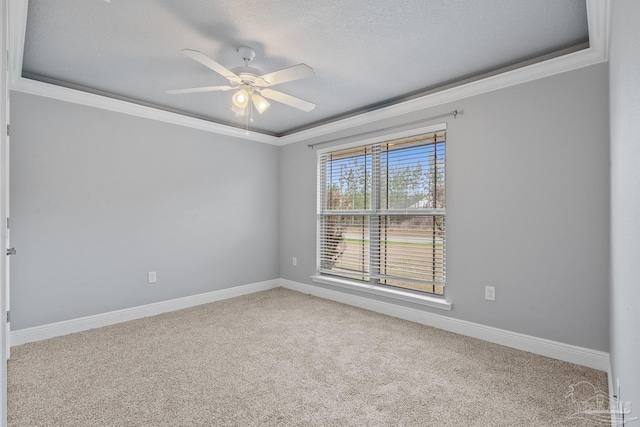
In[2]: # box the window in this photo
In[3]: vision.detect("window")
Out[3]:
[317,130,446,295]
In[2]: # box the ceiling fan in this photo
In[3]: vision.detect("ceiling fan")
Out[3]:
[166,46,315,117]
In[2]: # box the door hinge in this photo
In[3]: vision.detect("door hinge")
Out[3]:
[6,311,9,323]
[6,124,9,137]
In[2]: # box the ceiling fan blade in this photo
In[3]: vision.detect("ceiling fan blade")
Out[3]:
[255,64,315,87]
[182,49,241,85]
[260,89,315,112]
[166,85,235,94]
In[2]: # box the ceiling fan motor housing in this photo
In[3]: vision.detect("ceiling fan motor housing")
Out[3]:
[231,67,261,81]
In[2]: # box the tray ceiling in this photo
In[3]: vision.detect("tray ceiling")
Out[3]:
[21,0,589,136]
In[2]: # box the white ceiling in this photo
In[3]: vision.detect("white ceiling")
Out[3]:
[21,0,589,136]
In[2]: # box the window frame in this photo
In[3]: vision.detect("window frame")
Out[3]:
[313,124,451,310]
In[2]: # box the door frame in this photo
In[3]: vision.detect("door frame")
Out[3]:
[1,0,9,424]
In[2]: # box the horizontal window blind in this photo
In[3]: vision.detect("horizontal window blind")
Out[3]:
[318,131,446,295]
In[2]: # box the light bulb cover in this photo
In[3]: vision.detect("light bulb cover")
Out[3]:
[231,104,247,116]
[252,94,270,114]
[232,88,250,108]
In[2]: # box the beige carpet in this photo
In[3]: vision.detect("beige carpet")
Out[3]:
[8,288,608,426]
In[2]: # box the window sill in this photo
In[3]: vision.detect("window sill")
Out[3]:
[311,275,452,311]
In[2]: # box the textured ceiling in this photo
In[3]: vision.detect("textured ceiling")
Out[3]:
[22,0,588,136]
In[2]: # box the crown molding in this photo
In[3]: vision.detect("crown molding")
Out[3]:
[8,0,27,85]
[9,0,610,146]
[10,77,281,145]
[279,0,611,146]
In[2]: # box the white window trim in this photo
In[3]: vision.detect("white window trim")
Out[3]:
[311,275,452,311]
[314,122,451,310]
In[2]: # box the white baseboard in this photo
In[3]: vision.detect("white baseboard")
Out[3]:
[10,279,280,346]
[11,277,610,373]
[281,279,610,372]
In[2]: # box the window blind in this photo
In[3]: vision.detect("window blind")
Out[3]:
[318,131,446,295]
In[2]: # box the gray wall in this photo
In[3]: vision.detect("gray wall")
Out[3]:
[609,0,640,413]
[280,63,610,352]
[10,61,611,355]
[10,92,280,330]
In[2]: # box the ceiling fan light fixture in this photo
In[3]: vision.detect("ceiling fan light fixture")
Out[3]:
[232,88,250,108]
[252,94,270,114]
[231,104,247,116]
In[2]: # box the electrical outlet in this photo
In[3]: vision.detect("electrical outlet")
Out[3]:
[148,271,157,284]
[485,286,496,301]
[292,257,297,266]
